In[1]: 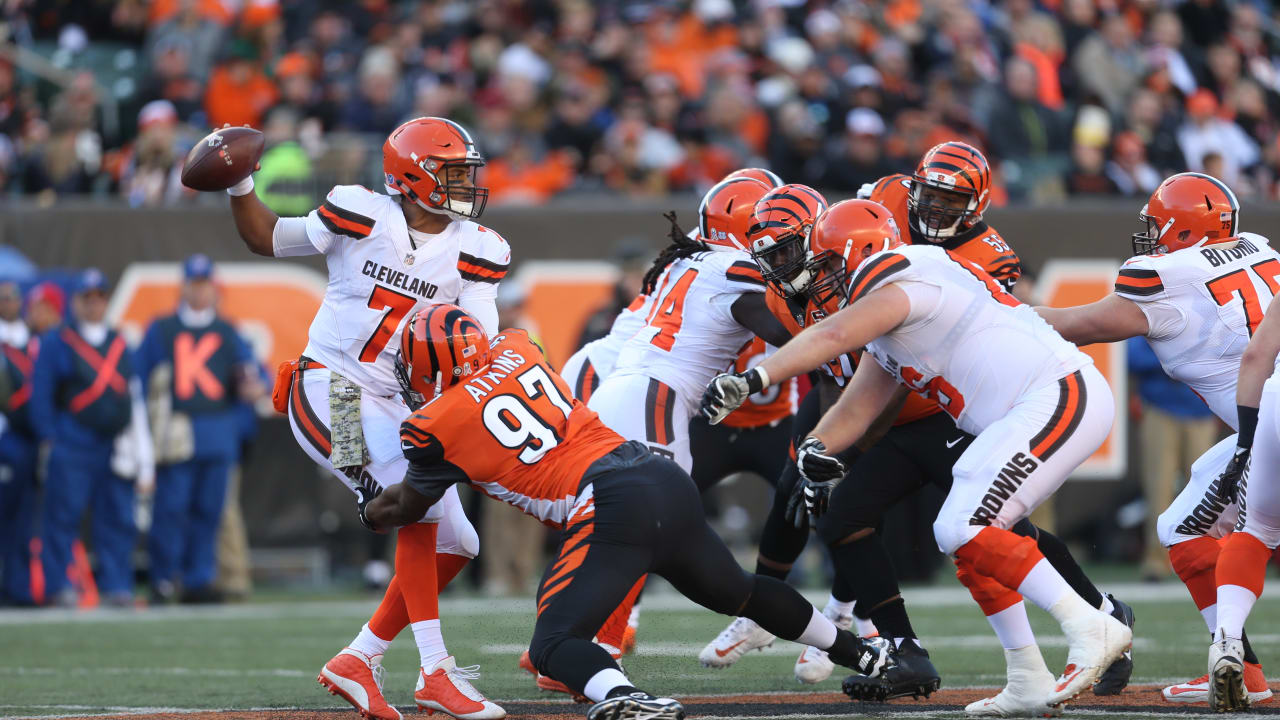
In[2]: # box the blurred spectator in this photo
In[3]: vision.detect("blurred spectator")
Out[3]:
[1177,0,1231,49]
[821,108,896,192]
[31,269,154,607]
[1106,132,1161,197]
[1143,11,1197,98]
[0,282,24,347]
[204,39,278,129]
[0,280,36,606]
[1073,13,1146,116]
[118,100,188,207]
[988,57,1069,198]
[137,255,260,605]
[1177,90,1259,188]
[1125,88,1186,175]
[485,140,575,206]
[25,283,65,338]
[339,46,407,135]
[146,0,224,82]
[255,107,314,216]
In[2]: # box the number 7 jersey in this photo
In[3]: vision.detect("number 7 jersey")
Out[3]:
[1115,231,1279,428]
[302,185,510,396]
[399,330,625,528]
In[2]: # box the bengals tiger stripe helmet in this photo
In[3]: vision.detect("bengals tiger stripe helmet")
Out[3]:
[724,167,784,188]
[748,184,829,299]
[698,176,771,251]
[908,141,991,241]
[394,304,490,407]
[806,200,904,315]
[1132,172,1240,255]
[384,117,489,220]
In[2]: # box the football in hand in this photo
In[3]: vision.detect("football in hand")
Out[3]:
[181,126,265,192]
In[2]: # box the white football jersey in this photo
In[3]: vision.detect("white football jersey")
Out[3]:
[300,185,510,396]
[857,245,1092,436]
[1116,232,1279,430]
[580,293,652,378]
[608,249,766,402]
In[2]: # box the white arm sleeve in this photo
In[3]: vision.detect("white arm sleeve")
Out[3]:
[129,378,155,490]
[458,281,500,335]
[272,216,323,257]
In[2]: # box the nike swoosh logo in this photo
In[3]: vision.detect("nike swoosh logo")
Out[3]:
[1168,687,1203,695]
[797,656,807,664]
[946,437,964,448]
[1055,665,1084,693]
[715,640,745,658]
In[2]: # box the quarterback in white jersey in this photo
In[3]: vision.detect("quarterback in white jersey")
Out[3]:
[704,226,1130,709]
[1036,172,1277,705]
[223,117,506,720]
[587,179,791,472]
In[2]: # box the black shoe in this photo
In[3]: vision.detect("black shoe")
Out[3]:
[587,691,684,720]
[828,632,895,677]
[179,585,225,605]
[843,639,941,702]
[1093,594,1135,696]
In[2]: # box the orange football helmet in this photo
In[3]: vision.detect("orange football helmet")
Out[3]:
[724,167,784,188]
[806,200,904,315]
[1132,172,1240,255]
[384,117,489,220]
[908,141,991,241]
[394,304,490,407]
[748,184,829,299]
[698,176,771,251]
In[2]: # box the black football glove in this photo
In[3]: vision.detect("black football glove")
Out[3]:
[1216,446,1250,504]
[701,367,766,425]
[784,437,846,528]
[355,484,382,532]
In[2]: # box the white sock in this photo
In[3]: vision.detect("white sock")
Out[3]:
[854,616,878,637]
[795,606,838,649]
[411,619,448,669]
[986,601,1038,650]
[824,593,854,618]
[1200,603,1218,634]
[1216,585,1258,640]
[1098,595,1115,615]
[349,623,392,659]
[1016,558,1075,613]
[583,667,632,702]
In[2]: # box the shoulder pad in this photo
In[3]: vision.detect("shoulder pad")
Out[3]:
[458,224,511,284]
[316,185,386,240]
[1115,255,1165,299]
[848,250,914,303]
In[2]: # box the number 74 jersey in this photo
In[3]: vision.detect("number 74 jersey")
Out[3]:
[399,330,625,528]
[1115,231,1279,428]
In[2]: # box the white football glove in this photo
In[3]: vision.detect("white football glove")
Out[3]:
[701,367,768,425]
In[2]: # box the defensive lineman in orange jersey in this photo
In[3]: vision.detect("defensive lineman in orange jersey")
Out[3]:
[362,305,896,720]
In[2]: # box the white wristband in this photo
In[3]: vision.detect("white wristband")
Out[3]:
[754,365,771,390]
[227,174,255,197]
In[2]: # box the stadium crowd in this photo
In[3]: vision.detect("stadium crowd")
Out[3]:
[4,0,1280,208]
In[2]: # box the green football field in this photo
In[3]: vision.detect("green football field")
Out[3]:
[3,579,1279,719]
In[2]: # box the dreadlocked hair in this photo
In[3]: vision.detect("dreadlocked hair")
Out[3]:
[641,211,709,295]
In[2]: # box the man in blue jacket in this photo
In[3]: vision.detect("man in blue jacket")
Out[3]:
[137,254,260,604]
[32,269,154,607]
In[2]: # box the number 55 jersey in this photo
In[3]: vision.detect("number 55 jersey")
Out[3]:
[399,330,625,528]
[1115,232,1278,427]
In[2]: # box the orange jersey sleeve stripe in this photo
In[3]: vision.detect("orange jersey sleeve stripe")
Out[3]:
[849,253,912,303]
[1115,268,1163,296]
[1029,370,1086,461]
[318,201,373,239]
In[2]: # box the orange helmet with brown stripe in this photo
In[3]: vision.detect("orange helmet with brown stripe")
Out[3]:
[806,200,904,316]
[383,117,489,220]
[908,141,991,241]
[724,167,784,188]
[698,176,771,251]
[393,304,490,407]
[1132,172,1240,256]
[747,184,829,299]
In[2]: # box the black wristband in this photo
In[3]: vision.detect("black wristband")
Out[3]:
[1237,404,1260,450]
[836,444,863,465]
[357,502,377,532]
[744,367,766,394]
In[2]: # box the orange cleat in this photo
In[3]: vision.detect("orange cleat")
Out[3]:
[518,649,589,703]
[318,648,403,720]
[518,650,536,677]
[415,656,506,719]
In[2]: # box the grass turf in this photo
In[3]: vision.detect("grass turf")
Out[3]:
[1,582,1276,718]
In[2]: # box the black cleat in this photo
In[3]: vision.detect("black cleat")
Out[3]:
[842,639,941,703]
[1093,593,1135,696]
[587,692,685,720]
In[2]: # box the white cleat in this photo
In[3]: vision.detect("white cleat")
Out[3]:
[699,617,775,668]
[1163,662,1274,704]
[1208,633,1249,713]
[794,607,854,684]
[1045,605,1132,707]
[966,646,1061,717]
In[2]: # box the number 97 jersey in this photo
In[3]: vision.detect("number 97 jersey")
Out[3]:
[398,330,625,528]
[1115,231,1280,428]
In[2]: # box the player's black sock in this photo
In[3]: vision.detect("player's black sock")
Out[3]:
[830,533,915,638]
[1011,519,1104,608]
[1243,630,1260,664]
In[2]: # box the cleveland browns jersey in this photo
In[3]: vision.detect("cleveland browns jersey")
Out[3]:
[300,185,511,396]
[1115,232,1279,430]
[854,245,1091,436]
[399,330,624,528]
[720,338,798,428]
[609,250,766,402]
[579,294,650,378]
[869,173,1021,290]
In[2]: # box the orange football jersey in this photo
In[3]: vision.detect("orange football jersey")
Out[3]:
[399,329,624,528]
[721,337,798,428]
[869,173,1021,289]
